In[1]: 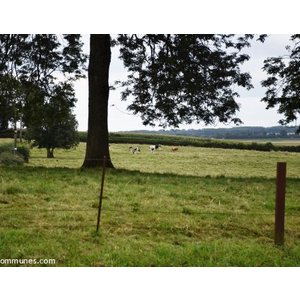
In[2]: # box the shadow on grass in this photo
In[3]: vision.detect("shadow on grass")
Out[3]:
[2,163,299,184]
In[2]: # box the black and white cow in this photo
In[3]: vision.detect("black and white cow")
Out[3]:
[149,144,161,153]
[133,147,141,154]
[129,146,141,154]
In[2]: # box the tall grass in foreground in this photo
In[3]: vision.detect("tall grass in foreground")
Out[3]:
[0,140,300,266]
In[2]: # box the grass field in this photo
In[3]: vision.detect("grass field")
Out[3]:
[1,139,300,266]
[230,138,300,146]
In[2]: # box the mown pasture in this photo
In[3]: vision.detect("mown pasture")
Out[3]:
[1,138,300,266]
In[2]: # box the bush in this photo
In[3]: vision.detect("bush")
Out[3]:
[78,131,87,142]
[0,142,30,163]
[0,143,13,154]
[16,144,30,163]
[0,153,24,166]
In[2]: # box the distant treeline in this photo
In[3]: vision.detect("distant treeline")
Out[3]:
[126,126,300,139]
[2,125,298,140]
[77,131,300,153]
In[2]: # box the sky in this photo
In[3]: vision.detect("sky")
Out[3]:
[73,34,295,132]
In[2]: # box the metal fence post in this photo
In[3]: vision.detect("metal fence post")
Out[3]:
[96,156,107,232]
[275,162,287,246]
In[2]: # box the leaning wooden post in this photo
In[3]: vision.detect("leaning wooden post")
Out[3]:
[275,162,287,246]
[96,156,107,232]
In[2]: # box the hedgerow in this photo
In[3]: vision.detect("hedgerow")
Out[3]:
[76,131,300,153]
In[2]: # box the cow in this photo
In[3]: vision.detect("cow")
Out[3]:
[149,144,161,153]
[129,146,141,154]
[171,146,179,152]
[133,147,141,154]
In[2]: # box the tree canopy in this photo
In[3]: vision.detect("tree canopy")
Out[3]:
[26,111,80,158]
[0,34,87,152]
[116,34,266,128]
[0,34,87,127]
[0,74,24,130]
[261,34,300,132]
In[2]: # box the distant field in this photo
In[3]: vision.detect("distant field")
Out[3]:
[108,132,300,153]
[77,132,300,152]
[1,138,300,266]
[228,138,300,146]
[7,139,300,178]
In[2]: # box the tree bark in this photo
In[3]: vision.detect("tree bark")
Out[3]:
[82,34,114,168]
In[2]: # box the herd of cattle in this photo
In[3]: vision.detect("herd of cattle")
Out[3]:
[129,145,179,154]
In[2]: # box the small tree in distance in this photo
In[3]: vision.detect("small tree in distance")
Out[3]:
[26,112,80,158]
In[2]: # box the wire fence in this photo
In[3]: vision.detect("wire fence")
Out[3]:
[0,207,299,216]
[1,158,299,246]
[0,203,299,249]
[0,206,299,227]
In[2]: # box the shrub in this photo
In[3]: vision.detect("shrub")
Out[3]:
[16,144,30,163]
[0,142,30,164]
[0,143,13,154]
[78,131,87,142]
[0,153,24,166]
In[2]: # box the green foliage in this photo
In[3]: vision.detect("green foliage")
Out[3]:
[0,153,24,166]
[77,131,87,142]
[262,34,300,132]
[26,113,79,157]
[0,35,87,88]
[0,74,25,130]
[16,144,30,163]
[116,34,265,128]
[103,132,300,153]
[127,125,299,139]
[0,142,13,154]
[0,100,9,131]
[0,141,30,164]
[0,34,87,136]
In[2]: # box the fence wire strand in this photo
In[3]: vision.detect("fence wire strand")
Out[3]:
[0,207,299,216]
[0,207,278,215]
[0,206,299,230]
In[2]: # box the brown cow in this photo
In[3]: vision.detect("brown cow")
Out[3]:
[171,147,179,152]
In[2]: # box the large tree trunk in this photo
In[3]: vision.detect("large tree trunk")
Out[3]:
[82,34,114,168]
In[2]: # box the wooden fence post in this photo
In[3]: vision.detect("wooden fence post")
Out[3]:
[275,162,287,246]
[96,156,107,232]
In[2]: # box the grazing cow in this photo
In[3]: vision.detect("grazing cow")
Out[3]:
[129,146,141,154]
[133,147,141,154]
[149,144,161,153]
[171,146,179,152]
